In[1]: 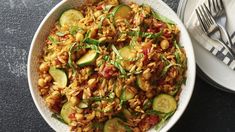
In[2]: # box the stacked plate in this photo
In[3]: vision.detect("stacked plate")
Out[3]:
[177,0,235,93]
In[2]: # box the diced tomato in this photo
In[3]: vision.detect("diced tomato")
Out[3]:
[141,42,152,65]
[96,4,103,10]
[142,42,152,65]
[147,115,159,126]
[99,63,118,78]
[139,115,159,131]
[68,113,76,120]
[142,42,152,56]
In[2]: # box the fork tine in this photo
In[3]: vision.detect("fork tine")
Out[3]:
[217,0,224,16]
[200,5,211,28]
[203,4,215,24]
[208,0,213,12]
[216,0,223,10]
[212,0,218,13]
[196,9,207,33]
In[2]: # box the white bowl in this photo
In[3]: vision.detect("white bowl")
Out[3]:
[27,0,196,131]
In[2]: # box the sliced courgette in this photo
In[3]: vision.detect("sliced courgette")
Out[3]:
[112,4,132,24]
[119,46,137,60]
[104,118,126,132]
[136,75,148,91]
[153,94,177,113]
[120,86,136,101]
[60,102,74,124]
[49,67,67,88]
[77,50,98,67]
[118,46,137,70]
[59,9,84,27]
[122,109,132,119]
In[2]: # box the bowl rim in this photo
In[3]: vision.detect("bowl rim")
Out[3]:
[27,0,68,131]
[27,0,196,131]
[154,1,195,132]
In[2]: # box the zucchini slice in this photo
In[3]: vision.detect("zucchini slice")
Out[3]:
[119,46,137,60]
[49,67,67,88]
[60,102,74,124]
[77,50,98,67]
[153,94,177,113]
[136,75,148,91]
[120,86,136,101]
[104,118,126,132]
[122,109,132,119]
[118,46,137,70]
[59,9,84,27]
[112,4,132,24]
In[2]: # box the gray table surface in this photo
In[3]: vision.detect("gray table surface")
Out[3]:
[0,0,235,132]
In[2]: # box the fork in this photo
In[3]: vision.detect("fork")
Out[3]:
[208,0,226,27]
[208,0,233,48]
[195,4,235,58]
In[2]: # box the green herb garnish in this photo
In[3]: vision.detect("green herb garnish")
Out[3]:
[98,16,106,31]
[128,30,162,39]
[56,31,66,36]
[48,36,60,45]
[155,111,175,131]
[51,113,67,124]
[103,55,110,61]
[111,45,123,59]
[68,42,77,73]
[160,63,181,77]
[69,26,83,35]
[83,38,100,45]
[110,60,126,75]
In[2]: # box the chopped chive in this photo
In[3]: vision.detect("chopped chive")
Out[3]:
[83,38,100,45]
[48,36,60,45]
[160,63,181,77]
[51,113,67,124]
[111,45,123,59]
[56,31,66,36]
[155,111,175,131]
[68,42,77,74]
[103,55,110,61]
[69,26,83,35]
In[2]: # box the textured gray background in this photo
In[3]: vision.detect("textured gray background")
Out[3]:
[0,0,235,132]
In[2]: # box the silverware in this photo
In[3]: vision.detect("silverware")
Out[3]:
[208,0,226,27]
[195,4,235,58]
[208,0,233,48]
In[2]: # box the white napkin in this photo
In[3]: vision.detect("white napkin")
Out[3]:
[185,0,235,70]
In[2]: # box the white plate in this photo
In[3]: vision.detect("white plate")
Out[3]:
[27,0,196,131]
[177,0,235,92]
